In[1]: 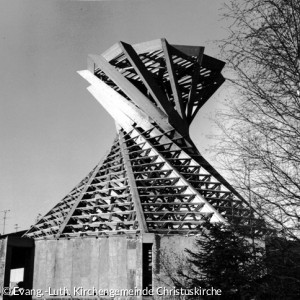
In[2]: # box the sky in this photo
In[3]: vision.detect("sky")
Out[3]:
[0,0,231,234]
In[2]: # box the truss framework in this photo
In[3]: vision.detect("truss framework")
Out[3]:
[24,39,267,239]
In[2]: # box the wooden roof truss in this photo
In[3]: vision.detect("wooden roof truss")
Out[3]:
[24,39,268,239]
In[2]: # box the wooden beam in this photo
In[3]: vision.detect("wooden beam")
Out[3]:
[147,221,206,224]
[55,154,108,238]
[102,39,163,62]
[87,85,133,133]
[23,170,92,237]
[129,127,227,224]
[119,130,148,233]
[161,39,187,122]
[172,45,225,71]
[79,69,152,132]
[88,54,174,133]
[119,41,189,137]
[186,47,204,121]
[169,44,198,63]
[201,54,226,71]
[171,44,205,57]
[189,74,225,124]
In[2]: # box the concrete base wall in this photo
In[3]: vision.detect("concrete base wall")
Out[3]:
[32,234,197,300]
[33,236,142,298]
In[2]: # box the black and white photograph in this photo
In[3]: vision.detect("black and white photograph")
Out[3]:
[1,1,300,299]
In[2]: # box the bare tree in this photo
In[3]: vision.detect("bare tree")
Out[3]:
[215,0,300,237]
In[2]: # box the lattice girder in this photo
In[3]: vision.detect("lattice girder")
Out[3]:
[24,38,268,239]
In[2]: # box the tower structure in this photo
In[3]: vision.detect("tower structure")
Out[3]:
[24,38,265,239]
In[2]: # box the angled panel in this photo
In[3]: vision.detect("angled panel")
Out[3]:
[161,39,187,121]
[119,41,189,137]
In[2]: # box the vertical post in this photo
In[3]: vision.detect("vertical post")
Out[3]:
[1,210,10,235]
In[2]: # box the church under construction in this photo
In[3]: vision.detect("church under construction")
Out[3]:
[0,39,266,299]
